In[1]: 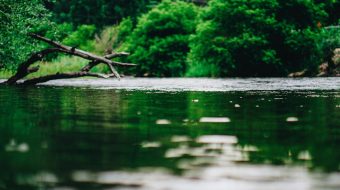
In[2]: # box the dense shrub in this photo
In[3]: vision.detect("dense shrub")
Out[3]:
[116,18,134,44]
[123,0,199,77]
[317,24,340,60]
[187,0,327,77]
[322,0,340,25]
[62,25,97,52]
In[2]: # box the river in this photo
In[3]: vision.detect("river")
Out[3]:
[0,78,339,190]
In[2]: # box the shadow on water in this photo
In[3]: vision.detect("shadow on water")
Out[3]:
[0,82,339,190]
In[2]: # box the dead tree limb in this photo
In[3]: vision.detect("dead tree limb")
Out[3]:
[2,33,135,85]
[4,48,61,85]
[80,52,132,72]
[29,34,133,71]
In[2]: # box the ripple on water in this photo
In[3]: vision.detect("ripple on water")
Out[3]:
[286,117,299,122]
[156,119,171,125]
[196,135,237,144]
[199,117,231,123]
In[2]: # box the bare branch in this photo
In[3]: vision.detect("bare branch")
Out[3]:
[111,61,136,66]
[107,62,121,79]
[81,60,98,72]
[105,52,130,59]
[81,52,135,72]
[29,33,128,77]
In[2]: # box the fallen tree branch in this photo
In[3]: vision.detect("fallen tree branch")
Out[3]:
[27,66,40,74]
[2,33,135,85]
[4,48,61,85]
[81,52,131,72]
[29,33,135,78]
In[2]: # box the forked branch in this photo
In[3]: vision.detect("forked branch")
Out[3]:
[2,33,135,85]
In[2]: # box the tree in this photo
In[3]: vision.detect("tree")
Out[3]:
[45,0,162,27]
[187,0,327,77]
[320,0,340,25]
[123,0,199,77]
[0,0,53,70]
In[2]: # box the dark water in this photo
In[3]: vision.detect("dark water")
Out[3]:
[0,78,339,190]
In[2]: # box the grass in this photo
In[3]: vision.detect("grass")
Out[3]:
[0,70,14,79]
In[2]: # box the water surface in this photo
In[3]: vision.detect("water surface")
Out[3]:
[38,77,340,91]
[0,78,339,190]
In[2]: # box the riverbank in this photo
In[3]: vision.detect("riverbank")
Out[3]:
[1,48,339,80]
[289,48,340,77]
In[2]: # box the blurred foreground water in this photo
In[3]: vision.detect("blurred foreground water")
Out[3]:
[0,78,339,190]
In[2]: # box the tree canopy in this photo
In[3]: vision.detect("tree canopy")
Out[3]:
[45,0,162,27]
[0,0,53,70]
[187,0,328,77]
[123,0,199,77]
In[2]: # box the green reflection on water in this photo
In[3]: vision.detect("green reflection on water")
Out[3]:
[0,86,339,189]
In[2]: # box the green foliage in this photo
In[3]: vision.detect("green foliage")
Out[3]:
[47,0,162,27]
[322,0,340,25]
[29,56,88,79]
[317,25,340,59]
[123,0,199,77]
[0,0,53,70]
[62,25,97,51]
[187,0,328,77]
[44,22,74,41]
[116,18,134,44]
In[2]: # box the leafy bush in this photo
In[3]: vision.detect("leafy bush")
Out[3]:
[116,18,134,44]
[44,22,74,41]
[317,24,340,59]
[187,0,327,77]
[123,0,199,77]
[62,25,97,51]
[323,0,340,25]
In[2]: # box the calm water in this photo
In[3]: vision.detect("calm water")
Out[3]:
[0,78,339,190]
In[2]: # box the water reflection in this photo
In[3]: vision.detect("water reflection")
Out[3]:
[0,85,339,190]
